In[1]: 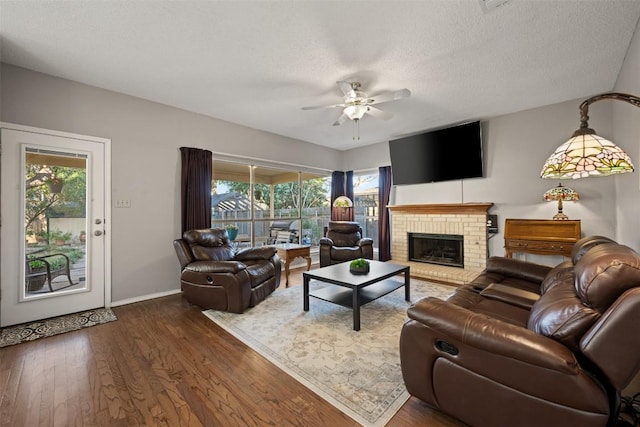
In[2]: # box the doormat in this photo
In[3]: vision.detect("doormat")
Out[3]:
[0,308,117,348]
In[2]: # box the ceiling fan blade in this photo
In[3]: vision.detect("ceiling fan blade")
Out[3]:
[369,88,411,105]
[333,113,348,126]
[366,106,394,120]
[301,103,345,110]
[337,81,356,98]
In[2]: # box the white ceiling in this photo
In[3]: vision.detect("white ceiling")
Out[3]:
[2,1,639,150]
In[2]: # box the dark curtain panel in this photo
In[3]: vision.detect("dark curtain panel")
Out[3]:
[378,166,392,261]
[180,147,212,233]
[330,171,345,221]
[345,170,355,221]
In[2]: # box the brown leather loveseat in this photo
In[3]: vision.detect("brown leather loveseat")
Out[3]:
[400,235,640,427]
[174,228,281,313]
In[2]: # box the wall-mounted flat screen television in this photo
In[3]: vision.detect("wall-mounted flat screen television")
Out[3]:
[389,121,483,185]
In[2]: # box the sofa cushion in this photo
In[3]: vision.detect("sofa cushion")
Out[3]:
[326,221,361,247]
[468,257,550,293]
[540,261,573,294]
[528,278,600,352]
[245,262,276,288]
[183,228,235,261]
[570,235,617,265]
[538,236,617,295]
[447,285,530,327]
[330,246,362,262]
[479,283,540,309]
[235,246,277,261]
[574,244,640,312]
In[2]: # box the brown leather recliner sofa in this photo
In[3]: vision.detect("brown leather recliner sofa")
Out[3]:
[400,235,640,427]
[319,221,374,267]
[173,228,281,313]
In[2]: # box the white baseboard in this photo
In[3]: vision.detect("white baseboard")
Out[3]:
[110,289,182,307]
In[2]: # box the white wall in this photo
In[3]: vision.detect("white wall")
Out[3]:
[613,16,640,250]
[1,64,341,302]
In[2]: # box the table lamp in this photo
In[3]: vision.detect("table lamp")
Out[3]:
[543,183,579,220]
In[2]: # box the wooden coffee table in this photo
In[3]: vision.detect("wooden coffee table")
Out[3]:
[276,243,311,287]
[303,260,410,331]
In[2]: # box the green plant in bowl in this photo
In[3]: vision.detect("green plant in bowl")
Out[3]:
[349,258,370,274]
[225,224,239,241]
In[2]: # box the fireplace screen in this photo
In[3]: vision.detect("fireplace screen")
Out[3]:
[408,233,464,268]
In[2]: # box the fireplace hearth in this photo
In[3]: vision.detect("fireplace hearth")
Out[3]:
[408,233,464,268]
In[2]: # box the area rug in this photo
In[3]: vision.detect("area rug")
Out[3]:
[0,308,117,348]
[203,278,454,427]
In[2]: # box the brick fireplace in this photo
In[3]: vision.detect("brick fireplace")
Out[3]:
[389,203,493,285]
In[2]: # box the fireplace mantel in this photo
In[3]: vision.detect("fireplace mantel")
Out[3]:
[388,203,493,214]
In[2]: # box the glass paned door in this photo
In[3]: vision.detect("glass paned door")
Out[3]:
[1,127,109,327]
[24,148,88,297]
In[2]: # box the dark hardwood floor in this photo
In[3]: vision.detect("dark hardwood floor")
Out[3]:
[2,266,638,426]
[0,266,463,427]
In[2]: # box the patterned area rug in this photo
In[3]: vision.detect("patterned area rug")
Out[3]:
[0,308,117,348]
[204,278,454,427]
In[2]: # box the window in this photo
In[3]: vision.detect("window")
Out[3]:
[353,171,380,248]
[212,159,331,249]
[211,159,379,250]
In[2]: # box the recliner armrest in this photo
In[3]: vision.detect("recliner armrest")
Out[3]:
[486,256,552,284]
[173,238,194,269]
[357,237,374,247]
[184,260,246,274]
[480,283,540,309]
[407,297,579,374]
[319,237,334,246]
[235,246,277,261]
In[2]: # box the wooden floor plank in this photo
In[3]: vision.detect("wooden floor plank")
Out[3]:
[0,267,464,426]
[0,267,490,426]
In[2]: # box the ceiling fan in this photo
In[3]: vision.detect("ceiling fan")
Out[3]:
[302,81,411,127]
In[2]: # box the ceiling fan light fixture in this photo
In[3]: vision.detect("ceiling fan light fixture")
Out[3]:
[344,105,368,120]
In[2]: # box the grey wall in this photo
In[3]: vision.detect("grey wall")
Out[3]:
[2,27,637,303]
[613,16,640,250]
[343,99,619,263]
[1,64,340,302]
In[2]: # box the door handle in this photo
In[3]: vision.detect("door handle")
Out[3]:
[94,230,103,236]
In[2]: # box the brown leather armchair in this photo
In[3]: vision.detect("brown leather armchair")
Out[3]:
[173,228,281,313]
[319,221,373,267]
[400,236,640,427]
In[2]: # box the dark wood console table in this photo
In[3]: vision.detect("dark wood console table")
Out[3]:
[504,219,581,258]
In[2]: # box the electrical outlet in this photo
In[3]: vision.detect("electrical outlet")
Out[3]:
[115,199,131,208]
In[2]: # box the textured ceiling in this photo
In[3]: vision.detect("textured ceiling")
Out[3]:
[1,1,639,150]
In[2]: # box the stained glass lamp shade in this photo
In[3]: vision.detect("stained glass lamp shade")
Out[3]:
[543,183,579,220]
[540,133,634,179]
[333,196,353,208]
[332,196,353,221]
[541,92,638,179]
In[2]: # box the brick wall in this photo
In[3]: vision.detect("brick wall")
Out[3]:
[389,204,491,285]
